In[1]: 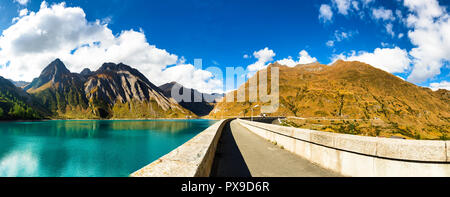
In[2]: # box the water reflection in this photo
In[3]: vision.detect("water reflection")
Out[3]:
[0,119,216,177]
[0,149,39,177]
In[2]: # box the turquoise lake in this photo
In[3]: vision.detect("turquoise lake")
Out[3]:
[0,119,217,177]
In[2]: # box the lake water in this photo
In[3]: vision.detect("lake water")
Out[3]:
[0,119,217,177]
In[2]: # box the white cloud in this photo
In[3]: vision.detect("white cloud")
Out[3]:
[246,47,276,72]
[381,42,389,47]
[332,0,352,15]
[19,8,28,17]
[385,23,395,37]
[352,1,359,11]
[324,29,357,48]
[159,63,223,94]
[361,0,374,7]
[243,54,249,59]
[13,0,29,6]
[429,81,450,91]
[395,9,403,20]
[404,0,450,83]
[331,29,358,44]
[372,7,395,21]
[334,30,350,41]
[332,47,411,73]
[0,1,222,94]
[319,4,333,23]
[326,40,335,47]
[277,50,317,67]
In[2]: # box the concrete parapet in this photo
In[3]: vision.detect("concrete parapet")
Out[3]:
[131,119,229,177]
[238,119,450,177]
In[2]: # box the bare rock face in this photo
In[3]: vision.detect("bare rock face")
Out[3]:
[85,63,183,111]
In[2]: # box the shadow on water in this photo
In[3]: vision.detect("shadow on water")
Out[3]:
[210,121,251,177]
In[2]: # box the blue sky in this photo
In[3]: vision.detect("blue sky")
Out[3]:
[0,0,449,92]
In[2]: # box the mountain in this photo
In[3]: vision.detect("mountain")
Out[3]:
[80,68,92,77]
[159,82,223,116]
[209,60,450,140]
[23,59,193,119]
[7,79,30,88]
[433,89,450,102]
[24,59,89,117]
[85,63,192,118]
[0,76,42,120]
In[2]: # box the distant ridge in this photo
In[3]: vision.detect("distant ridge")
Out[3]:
[159,81,223,116]
[7,79,30,88]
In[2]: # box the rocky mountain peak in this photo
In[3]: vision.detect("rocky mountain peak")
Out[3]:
[24,58,74,91]
[80,68,92,76]
[98,62,133,72]
[42,58,71,78]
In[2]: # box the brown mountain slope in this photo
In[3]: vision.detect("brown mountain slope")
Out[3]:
[209,60,449,139]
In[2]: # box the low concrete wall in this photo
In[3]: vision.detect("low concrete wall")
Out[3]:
[131,119,230,177]
[237,119,450,177]
[240,117,285,124]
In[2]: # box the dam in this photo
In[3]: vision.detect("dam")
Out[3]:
[131,118,450,177]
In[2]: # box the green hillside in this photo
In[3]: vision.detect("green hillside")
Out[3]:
[0,77,41,120]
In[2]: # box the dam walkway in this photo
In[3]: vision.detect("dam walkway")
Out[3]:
[210,120,340,177]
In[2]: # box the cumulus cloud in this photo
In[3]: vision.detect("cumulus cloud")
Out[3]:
[429,81,450,91]
[0,1,222,93]
[19,8,28,17]
[404,0,450,83]
[159,63,224,94]
[246,47,276,72]
[14,0,29,6]
[277,50,317,67]
[332,47,411,73]
[319,4,333,23]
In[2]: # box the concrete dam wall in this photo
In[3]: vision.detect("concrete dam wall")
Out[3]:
[131,119,231,177]
[237,119,450,177]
